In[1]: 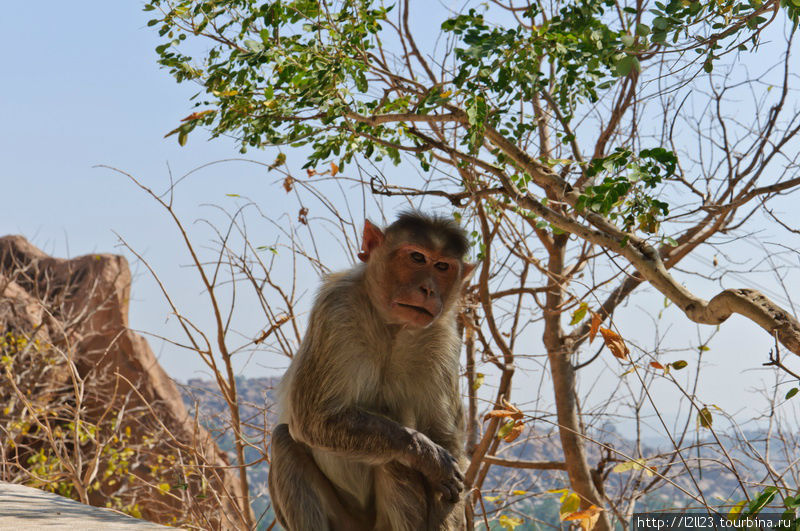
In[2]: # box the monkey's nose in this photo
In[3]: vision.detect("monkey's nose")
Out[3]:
[419,285,434,297]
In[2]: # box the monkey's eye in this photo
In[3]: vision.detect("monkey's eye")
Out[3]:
[410,252,426,263]
[435,262,449,271]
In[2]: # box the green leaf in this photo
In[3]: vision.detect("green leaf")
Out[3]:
[497,419,516,439]
[636,23,651,36]
[473,372,485,390]
[570,302,589,325]
[243,39,264,52]
[786,387,799,400]
[621,34,635,48]
[498,514,524,530]
[614,55,640,76]
[670,360,688,370]
[652,17,669,30]
[743,487,778,518]
[559,492,581,518]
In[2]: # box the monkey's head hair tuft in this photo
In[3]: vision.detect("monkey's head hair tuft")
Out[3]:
[386,210,470,259]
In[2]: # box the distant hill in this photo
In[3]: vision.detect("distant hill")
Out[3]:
[178,377,785,529]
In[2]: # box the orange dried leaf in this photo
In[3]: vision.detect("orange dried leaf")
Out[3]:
[283,176,294,193]
[503,422,525,443]
[589,312,602,343]
[181,109,215,122]
[484,409,518,421]
[564,505,604,531]
[298,207,309,225]
[330,161,339,176]
[501,399,524,419]
[306,168,316,177]
[599,327,630,360]
[563,505,603,521]
[649,361,665,370]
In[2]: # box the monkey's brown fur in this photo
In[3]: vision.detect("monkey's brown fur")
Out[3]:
[268,212,473,531]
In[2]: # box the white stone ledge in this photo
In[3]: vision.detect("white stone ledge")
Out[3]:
[0,482,172,530]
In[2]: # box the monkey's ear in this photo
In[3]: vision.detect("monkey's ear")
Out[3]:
[357,219,385,262]
[461,261,478,283]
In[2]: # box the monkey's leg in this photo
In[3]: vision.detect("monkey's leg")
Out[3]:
[373,461,466,531]
[373,461,429,531]
[429,495,467,531]
[268,424,369,531]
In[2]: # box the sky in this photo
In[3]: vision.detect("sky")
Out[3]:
[2,2,800,436]
[2,2,293,377]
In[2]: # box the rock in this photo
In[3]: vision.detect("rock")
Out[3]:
[0,481,171,530]
[0,236,251,529]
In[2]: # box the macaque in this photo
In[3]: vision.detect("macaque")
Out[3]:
[268,211,475,531]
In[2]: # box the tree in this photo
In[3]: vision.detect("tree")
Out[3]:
[144,0,800,528]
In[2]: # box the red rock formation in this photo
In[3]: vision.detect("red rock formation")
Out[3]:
[0,236,251,529]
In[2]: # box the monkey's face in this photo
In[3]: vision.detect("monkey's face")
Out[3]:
[381,244,462,328]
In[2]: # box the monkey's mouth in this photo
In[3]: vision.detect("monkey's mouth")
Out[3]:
[396,302,434,318]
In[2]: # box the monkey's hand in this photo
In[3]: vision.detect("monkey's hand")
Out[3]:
[400,431,464,503]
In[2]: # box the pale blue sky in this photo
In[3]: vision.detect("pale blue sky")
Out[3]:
[2,2,799,435]
[1,2,300,376]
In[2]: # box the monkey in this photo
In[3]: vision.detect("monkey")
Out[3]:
[268,211,476,531]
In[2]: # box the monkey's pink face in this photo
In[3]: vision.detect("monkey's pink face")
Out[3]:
[384,244,461,328]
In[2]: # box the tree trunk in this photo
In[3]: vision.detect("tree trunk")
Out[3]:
[544,234,612,531]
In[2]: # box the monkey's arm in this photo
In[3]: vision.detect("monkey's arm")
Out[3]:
[288,349,463,501]
[291,398,463,502]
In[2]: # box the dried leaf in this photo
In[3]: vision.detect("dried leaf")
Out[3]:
[298,207,309,225]
[589,312,602,343]
[180,109,215,122]
[283,176,294,193]
[268,152,286,170]
[599,327,630,360]
[501,398,523,419]
[503,422,524,443]
[306,168,317,177]
[563,506,604,521]
[484,409,519,421]
[163,125,181,138]
[564,505,604,531]
[330,161,339,176]
[485,399,523,421]
[612,458,654,476]
[649,361,665,370]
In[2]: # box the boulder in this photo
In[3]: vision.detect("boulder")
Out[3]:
[0,236,251,529]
